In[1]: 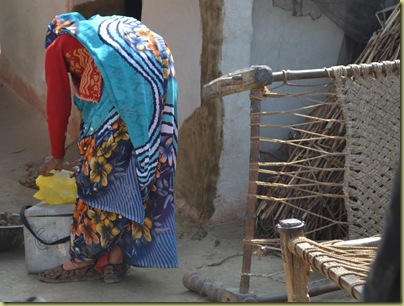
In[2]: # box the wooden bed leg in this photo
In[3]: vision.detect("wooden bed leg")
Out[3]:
[276,219,311,302]
[239,89,263,294]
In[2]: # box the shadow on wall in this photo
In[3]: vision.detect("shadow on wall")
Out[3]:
[72,0,142,20]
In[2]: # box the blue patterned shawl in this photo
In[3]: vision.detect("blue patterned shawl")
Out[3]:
[46,12,178,199]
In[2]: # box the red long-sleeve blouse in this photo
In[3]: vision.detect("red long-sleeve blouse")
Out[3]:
[45,33,102,159]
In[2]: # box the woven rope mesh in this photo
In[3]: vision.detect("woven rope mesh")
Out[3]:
[255,61,400,241]
[336,63,400,238]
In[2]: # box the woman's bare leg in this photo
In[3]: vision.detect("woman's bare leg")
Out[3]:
[63,259,94,270]
[108,245,124,264]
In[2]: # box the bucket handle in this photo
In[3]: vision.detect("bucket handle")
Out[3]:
[19,205,70,246]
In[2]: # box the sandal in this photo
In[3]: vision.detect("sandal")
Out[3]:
[38,264,101,283]
[102,263,128,283]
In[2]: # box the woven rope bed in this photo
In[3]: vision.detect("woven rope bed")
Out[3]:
[255,60,400,241]
[200,60,400,299]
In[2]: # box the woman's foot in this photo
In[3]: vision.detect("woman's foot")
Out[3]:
[103,245,128,283]
[103,263,128,283]
[38,264,101,283]
[92,246,128,283]
[63,259,93,270]
[108,245,124,264]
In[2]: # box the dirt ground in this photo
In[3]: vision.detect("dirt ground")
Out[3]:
[0,83,355,303]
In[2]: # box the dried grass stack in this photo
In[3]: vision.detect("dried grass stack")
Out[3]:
[255,87,348,241]
[354,4,400,64]
[255,4,400,241]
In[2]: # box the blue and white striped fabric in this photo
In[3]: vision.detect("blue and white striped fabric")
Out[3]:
[53,13,178,268]
[69,14,178,197]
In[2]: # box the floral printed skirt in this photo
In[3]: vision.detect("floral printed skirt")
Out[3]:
[69,115,178,268]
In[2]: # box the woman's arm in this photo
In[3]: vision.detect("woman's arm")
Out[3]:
[45,34,73,160]
[40,34,73,175]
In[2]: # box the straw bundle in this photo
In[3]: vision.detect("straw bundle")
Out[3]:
[255,90,348,241]
[354,4,400,63]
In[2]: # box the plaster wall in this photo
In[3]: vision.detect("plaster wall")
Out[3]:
[209,0,344,223]
[251,0,344,160]
[251,0,344,72]
[0,0,67,113]
[210,0,254,223]
[250,0,344,157]
[0,0,200,144]
[142,0,202,128]
[174,0,224,223]
[0,0,82,144]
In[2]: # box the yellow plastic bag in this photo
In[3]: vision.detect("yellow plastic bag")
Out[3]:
[33,170,77,204]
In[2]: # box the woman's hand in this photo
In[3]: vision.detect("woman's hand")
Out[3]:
[39,156,63,176]
[63,159,81,177]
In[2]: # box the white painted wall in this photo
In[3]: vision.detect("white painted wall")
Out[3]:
[210,0,344,223]
[211,0,254,223]
[142,0,202,128]
[251,0,344,154]
[251,0,344,71]
[0,0,67,99]
[0,0,201,130]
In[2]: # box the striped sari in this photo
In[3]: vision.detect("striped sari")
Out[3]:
[47,13,178,268]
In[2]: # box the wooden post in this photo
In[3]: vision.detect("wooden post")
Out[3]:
[276,219,311,302]
[202,65,272,100]
[201,66,273,295]
[239,88,263,294]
